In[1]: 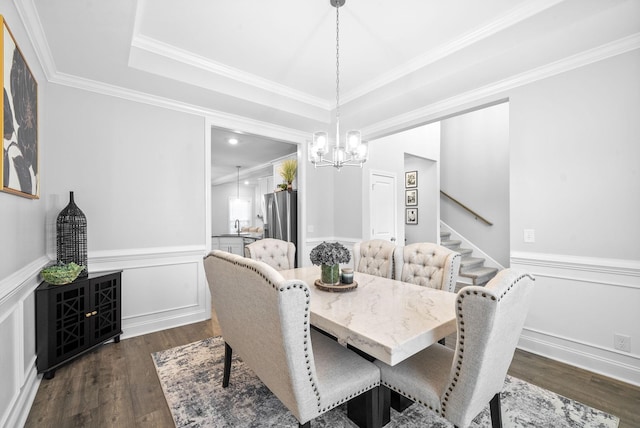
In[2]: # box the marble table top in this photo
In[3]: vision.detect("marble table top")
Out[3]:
[280,266,457,366]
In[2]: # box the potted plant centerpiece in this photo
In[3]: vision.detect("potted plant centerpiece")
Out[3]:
[279,159,297,190]
[310,241,351,285]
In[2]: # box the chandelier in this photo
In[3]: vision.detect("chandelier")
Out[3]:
[308,0,368,170]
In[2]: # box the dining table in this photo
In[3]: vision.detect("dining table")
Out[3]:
[280,265,458,366]
[280,266,458,427]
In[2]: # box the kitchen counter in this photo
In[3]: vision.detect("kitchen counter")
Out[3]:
[212,233,262,240]
[211,234,262,256]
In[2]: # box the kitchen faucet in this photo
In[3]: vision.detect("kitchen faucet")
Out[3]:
[234,219,240,234]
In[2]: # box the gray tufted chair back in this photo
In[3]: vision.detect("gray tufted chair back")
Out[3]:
[441,270,535,426]
[244,238,296,270]
[373,269,535,428]
[394,242,461,292]
[203,250,380,426]
[353,239,397,279]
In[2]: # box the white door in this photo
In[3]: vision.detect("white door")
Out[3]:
[370,171,397,243]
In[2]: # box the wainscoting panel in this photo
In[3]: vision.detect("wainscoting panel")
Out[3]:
[1,247,210,427]
[0,307,19,427]
[89,246,210,338]
[512,251,640,387]
[0,258,44,428]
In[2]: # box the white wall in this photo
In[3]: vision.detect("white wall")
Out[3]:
[508,49,640,385]
[304,165,336,240]
[43,84,210,338]
[440,102,510,267]
[510,52,640,260]
[404,155,439,244]
[45,85,206,250]
[364,122,441,247]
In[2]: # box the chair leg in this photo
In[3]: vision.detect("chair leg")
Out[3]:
[298,422,310,428]
[489,392,502,428]
[223,342,232,388]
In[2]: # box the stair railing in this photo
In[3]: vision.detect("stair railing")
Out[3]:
[440,190,493,226]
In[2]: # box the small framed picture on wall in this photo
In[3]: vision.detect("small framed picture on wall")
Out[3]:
[406,208,418,225]
[405,189,418,206]
[405,171,417,188]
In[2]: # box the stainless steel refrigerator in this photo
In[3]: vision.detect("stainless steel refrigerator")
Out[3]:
[264,190,297,261]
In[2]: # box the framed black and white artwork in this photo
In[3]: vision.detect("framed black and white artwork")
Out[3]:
[405,189,418,206]
[405,170,417,188]
[1,16,39,198]
[406,208,418,225]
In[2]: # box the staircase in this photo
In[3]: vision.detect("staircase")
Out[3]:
[440,230,499,291]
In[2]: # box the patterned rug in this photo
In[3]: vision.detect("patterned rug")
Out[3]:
[152,336,619,428]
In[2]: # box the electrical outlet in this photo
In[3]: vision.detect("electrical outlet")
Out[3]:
[614,333,631,352]
[523,229,536,243]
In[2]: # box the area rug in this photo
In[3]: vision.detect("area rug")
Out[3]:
[152,336,619,428]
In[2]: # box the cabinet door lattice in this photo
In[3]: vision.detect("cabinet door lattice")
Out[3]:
[36,271,122,379]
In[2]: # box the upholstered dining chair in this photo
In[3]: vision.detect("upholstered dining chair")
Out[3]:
[394,242,461,292]
[244,238,296,270]
[374,269,535,428]
[203,250,381,428]
[353,239,397,279]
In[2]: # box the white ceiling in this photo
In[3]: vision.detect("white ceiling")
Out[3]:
[210,127,297,185]
[21,0,640,181]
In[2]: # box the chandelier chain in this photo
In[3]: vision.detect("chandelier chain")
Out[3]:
[335,1,340,124]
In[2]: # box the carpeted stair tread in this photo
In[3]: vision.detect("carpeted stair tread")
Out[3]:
[456,248,473,258]
[460,266,499,285]
[460,257,485,271]
[441,228,499,285]
[441,239,461,249]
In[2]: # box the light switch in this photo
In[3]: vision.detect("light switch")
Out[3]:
[523,229,535,243]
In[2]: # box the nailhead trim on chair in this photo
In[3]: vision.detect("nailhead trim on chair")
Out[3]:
[377,273,535,420]
[440,273,534,418]
[214,254,322,411]
[212,252,380,419]
[447,253,461,292]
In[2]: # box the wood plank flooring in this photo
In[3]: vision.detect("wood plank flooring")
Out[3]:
[25,319,640,428]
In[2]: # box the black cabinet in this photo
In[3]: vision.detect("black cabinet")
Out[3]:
[35,271,122,379]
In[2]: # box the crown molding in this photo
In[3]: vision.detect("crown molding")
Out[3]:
[362,33,640,139]
[14,0,640,144]
[47,70,308,142]
[13,0,57,77]
[130,34,332,111]
[342,0,565,104]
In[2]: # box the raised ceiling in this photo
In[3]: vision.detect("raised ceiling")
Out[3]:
[18,0,640,179]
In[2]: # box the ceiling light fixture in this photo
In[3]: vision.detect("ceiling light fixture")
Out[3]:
[308,0,368,170]
[228,137,238,145]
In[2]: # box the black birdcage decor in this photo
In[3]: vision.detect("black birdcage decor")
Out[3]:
[56,191,88,277]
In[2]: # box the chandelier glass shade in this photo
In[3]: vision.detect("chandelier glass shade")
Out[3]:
[308,0,368,170]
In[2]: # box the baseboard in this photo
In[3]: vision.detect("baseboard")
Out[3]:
[121,307,210,339]
[519,327,640,387]
[512,251,640,388]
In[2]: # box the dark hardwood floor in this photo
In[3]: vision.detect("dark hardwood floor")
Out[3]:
[25,318,640,427]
